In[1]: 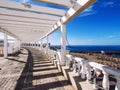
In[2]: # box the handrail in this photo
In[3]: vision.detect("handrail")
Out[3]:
[66,54,120,90]
[24,45,120,90]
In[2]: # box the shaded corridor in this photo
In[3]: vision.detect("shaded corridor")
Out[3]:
[15,48,73,90]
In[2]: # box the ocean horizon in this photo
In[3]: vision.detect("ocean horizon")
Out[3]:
[51,45,120,53]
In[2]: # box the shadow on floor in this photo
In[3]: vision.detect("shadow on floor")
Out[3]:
[15,48,72,90]
[7,58,26,63]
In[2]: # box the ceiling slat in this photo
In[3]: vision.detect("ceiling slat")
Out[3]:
[0,15,56,25]
[0,9,60,21]
[1,25,50,30]
[0,20,52,28]
[0,0,66,16]
[35,0,73,8]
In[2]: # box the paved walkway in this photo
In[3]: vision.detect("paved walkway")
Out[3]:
[0,48,74,90]
[0,49,28,90]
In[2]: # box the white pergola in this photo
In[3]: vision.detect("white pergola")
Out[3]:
[0,0,96,64]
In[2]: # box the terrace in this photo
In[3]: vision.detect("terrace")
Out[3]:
[0,0,120,90]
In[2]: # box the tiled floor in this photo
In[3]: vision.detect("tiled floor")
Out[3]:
[0,48,74,90]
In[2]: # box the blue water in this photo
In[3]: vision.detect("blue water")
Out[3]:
[51,45,120,52]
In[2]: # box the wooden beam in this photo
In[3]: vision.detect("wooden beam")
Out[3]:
[3,27,49,32]
[0,15,56,25]
[0,20,52,28]
[1,24,50,30]
[0,0,66,16]
[0,9,60,21]
[35,0,73,8]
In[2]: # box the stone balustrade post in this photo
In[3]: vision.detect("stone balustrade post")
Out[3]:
[92,68,99,89]
[86,63,92,81]
[76,61,81,76]
[73,60,77,73]
[65,55,72,67]
[102,71,109,90]
[115,76,120,90]
[80,61,86,79]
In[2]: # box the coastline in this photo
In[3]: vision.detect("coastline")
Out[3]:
[70,52,120,70]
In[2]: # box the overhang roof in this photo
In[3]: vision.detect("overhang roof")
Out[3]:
[0,0,96,42]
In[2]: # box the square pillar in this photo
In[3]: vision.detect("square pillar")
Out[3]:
[60,24,66,65]
[4,33,8,58]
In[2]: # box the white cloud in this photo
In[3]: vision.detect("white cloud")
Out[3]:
[78,5,96,17]
[102,2,115,8]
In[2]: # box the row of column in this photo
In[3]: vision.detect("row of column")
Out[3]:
[22,24,66,65]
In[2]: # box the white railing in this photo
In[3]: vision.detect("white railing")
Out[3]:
[46,48,120,90]
[66,54,120,90]
[23,45,120,90]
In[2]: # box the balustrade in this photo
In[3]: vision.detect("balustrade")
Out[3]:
[65,53,120,90]
[23,47,120,90]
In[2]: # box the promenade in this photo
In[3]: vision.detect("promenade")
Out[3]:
[0,48,73,90]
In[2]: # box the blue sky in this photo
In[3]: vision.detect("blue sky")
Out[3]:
[48,0,120,45]
[0,0,120,45]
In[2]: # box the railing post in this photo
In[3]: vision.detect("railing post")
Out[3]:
[115,76,120,90]
[4,33,8,58]
[60,24,66,65]
[80,61,86,79]
[92,68,99,89]
[86,63,92,81]
[102,71,109,90]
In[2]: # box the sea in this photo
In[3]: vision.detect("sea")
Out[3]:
[50,45,120,57]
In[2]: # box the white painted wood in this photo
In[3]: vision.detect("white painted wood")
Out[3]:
[1,25,50,30]
[4,33,8,58]
[0,0,96,43]
[0,9,60,21]
[0,15,56,25]
[0,20,52,28]
[60,24,66,65]
[0,0,66,16]
[2,27,49,32]
[35,0,73,8]
[1,28,48,42]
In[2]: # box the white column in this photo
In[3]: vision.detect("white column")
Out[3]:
[60,24,66,65]
[4,33,8,58]
[115,76,120,90]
